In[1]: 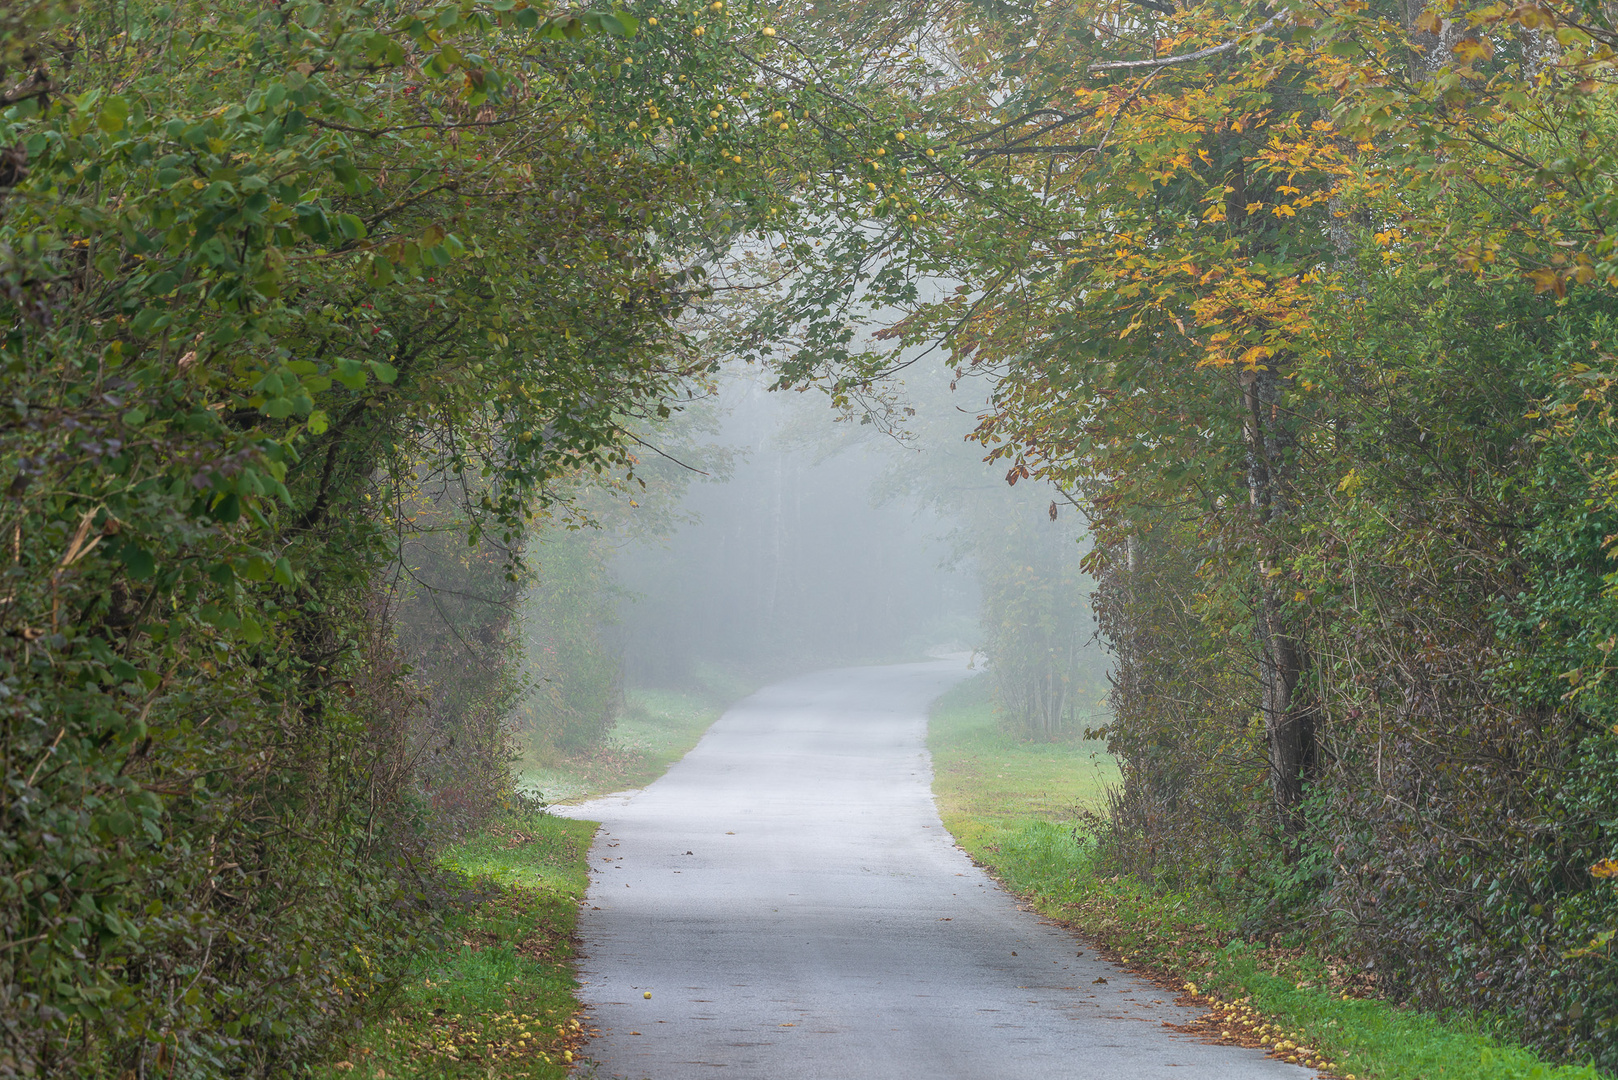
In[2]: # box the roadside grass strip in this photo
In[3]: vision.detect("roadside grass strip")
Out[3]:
[317,814,599,1079]
[928,675,1605,1080]
[321,679,751,1077]
[523,668,758,802]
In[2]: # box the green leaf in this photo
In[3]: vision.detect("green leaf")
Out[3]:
[363,254,395,286]
[237,555,275,582]
[369,360,399,384]
[209,492,241,524]
[97,96,130,133]
[144,271,179,297]
[432,43,464,72]
[334,357,369,390]
[131,308,173,335]
[238,615,265,645]
[199,604,240,631]
[262,397,296,418]
[120,545,156,581]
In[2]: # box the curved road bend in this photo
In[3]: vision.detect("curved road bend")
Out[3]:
[558,659,1316,1080]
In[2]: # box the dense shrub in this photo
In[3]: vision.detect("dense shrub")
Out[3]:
[0,0,721,1071]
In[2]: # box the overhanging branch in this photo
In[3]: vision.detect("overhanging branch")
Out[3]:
[1089,10,1289,73]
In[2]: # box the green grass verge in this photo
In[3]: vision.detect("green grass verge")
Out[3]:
[929,674,1605,1080]
[928,670,1117,840]
[521,664,764,802]
[314,813,599,1079]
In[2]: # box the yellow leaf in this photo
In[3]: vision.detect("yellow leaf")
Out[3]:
[1527,268,1563,295]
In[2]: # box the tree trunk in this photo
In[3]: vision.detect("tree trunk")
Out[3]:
[1242,365,1315,837]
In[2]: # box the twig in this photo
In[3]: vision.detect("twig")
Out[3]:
[620,430,709,475]
[26,728,65,786]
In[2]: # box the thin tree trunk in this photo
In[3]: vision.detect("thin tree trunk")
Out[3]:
[1242,365,1314,837]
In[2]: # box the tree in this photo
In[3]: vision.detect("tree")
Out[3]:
[0,0,776,1070]
[733,0,1618,1063]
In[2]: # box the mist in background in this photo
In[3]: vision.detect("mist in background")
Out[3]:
[614,371,978,684]
[537,361,1115,737]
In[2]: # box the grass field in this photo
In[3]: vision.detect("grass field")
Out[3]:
[928,673,1606,1080]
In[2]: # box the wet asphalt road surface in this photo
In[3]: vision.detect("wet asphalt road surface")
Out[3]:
[558,659,1316,1080]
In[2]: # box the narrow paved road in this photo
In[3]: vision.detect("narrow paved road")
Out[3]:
[560,660,1314,1079]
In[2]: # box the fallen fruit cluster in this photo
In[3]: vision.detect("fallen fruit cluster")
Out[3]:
[1182,990,1347,1076]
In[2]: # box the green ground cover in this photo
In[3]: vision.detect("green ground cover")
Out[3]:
[315,813,599,1079]
[928,675,1606,1080]
[522,665,761,802]
[928,670,1117,840]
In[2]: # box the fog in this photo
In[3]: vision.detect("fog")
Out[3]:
[602,362,1106,721]
[615,370,976,683]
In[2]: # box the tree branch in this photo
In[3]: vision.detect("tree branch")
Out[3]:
[965,143,1098,159]
[1089,10,1289,72]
